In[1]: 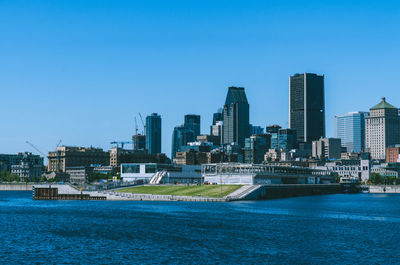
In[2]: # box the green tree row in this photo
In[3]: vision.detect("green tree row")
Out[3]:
[369,172,400,185]
[0,171,20,182]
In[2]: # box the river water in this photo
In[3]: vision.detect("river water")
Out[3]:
[0,191,399,264]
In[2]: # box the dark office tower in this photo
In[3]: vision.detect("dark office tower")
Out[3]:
[222,86,250,147]
[171,125,195,158]
[184,114,201,138]
[210,109,223,136]
[132,134,146,150]
[267,125,282,149]
[289,73,325,144]
[212,109,223,125]
[145,113,162,154]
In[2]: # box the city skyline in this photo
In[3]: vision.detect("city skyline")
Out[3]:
[1,1,400,156]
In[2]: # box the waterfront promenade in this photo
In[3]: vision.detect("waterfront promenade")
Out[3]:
[0,183,33,191]
[32,183,343,201]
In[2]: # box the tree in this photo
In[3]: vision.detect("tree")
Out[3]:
[332,172,340,183]
[369,172,383,185]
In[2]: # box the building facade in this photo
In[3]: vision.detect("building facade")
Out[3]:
[171,125,195,159]
[335,111,369,153]
[121,163,202,184]
[211,121,223,145]
[267,125,281,149]
[184,114,201,138]
[11,153,43,182]
[365,98,400,160]
[222,86,250,147]
[132,134,146,151]
[0,152,43,172]
[312,138,342,160]
[110,148,169,167]
[146,113,162,154]
[250,125,264,136]
[66,166,94,184]
[48,146,110,172]
[244,135,269,164]
[278,129,298,150]
[289,73,325,144]
[386,145,400,163]
[266,125,297,150]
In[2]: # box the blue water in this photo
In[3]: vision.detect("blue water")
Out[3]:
[1,192,400,264]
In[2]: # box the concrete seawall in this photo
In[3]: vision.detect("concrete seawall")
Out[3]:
[0,184,33,191]
[364,185,400,193]
[242,184,342,200]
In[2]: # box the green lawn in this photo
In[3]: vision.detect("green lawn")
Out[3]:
[116,185,243,198]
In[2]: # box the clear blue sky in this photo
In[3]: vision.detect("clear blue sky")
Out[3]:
[1,0,399,158]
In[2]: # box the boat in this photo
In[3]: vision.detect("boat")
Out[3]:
[340,177,361,193]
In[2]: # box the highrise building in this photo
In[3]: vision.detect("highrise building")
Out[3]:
[365,98,400,160]
[146,113,162,154]
[184,114,201,138]
[48,146,110,172]
[132,134,146,151]
[289,73,325,144]
[222,86,250,147]
[266,125,297,150]
[249,125,264,136]
[386,145,400,163]
[266,125,281,149]
[212,109,223,125]
[171,125,195,159]
[278,129,298,150]
[211,121,223,145]
[244,135,269,164]
[210,109,223,138]
[334,111,369,153]
[312,138,342,160]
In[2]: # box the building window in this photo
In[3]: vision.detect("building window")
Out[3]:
[122,164,140,174]
[145,164,157,173]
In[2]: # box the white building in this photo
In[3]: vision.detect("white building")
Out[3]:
[202,163,332,185]
[365,98,400,160]
[120,163,202,184]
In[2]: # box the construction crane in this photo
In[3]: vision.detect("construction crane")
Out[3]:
[26,141,47,157]
[138,113,146,135]
[134,116,138,136]
[110,141,133,149]
[55,140,62,172]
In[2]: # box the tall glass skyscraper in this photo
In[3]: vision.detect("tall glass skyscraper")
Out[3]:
[266,125,281,149]
[184,114,200,138]
[289,73,325,144]
[334,111,369,153]
[222,87,250,147]
[171,125,195,158]
[145,113,162,154]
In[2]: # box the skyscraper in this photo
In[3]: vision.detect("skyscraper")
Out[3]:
[289,73,325,144]
[145,113,162,154]
[335,111,369,153]
[171,125,195,159]
[222,86,250,147]
[184,114,201,138]
[244,135,269,164]
[212,109,223,125]
[278,128,298,150]
[249,125,264,136]
[365,98,400,160]
[266,125,281,149]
